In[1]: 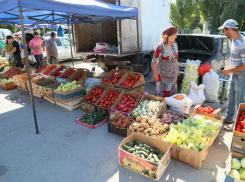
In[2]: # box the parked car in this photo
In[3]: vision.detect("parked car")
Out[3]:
[28,37,80,64]
[177,34,231,74]
[0,28,12,39]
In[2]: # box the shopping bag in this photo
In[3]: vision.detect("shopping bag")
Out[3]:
[165,94,192,113]
[188,81,206,105]
[202,69,220,102]
[84,78,101,94]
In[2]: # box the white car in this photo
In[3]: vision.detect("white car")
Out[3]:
[28,37,79,64]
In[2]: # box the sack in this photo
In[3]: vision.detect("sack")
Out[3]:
[188,81,206,105]
[93,42,110,52]
[84,78,101,94]
[165,94,192,113]
[202,70,220,102]
[181,59,201,95]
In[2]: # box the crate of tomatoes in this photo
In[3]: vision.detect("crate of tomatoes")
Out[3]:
[193,104,221,119]
[67,68,90,85]
[111,91,141,117]
[81,85,107,113]
[56,67,75,83]
[40,64,60,78]
[101,69,126,87]
[95,87,123,117]
[115,72,145,93]
[49,65,67,80]
[33,64,51,75]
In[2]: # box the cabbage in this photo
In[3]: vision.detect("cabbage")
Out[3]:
[213,122,221,131]
[204,120,214,130]
[229,169,240,179]
[195,124,205,132]
[183,119,191,126]
[198,116,206,124]
[231,158,241,169]
[191,115,200,125]
[204,130,219,137]
[241,158,245,168]
[239,168,245,180]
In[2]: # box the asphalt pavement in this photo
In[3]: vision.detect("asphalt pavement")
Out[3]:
[0,60,233,182]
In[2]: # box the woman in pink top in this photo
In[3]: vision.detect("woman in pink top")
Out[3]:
[29,32,45,69]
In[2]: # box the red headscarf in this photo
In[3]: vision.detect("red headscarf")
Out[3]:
[161,26,178,44]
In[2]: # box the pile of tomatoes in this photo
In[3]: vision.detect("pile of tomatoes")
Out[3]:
[73,73,84,81]
[197,105,216,114]
[44,65,58,75]
[37,65,49,73]
[98,91,120,109]
[52,68,67,77]
[116,95,138,113]
[120,76,141,88]
[103,74,123,85]
[62,70,74,78]
[235,111,245,133]
[85,88,106,104]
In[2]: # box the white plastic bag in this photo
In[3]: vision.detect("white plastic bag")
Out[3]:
[165,94,193,113]
[84,78,101,94]
[188,81,206,105]
[202,70,220,102]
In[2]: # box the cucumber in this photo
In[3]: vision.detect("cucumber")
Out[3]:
[123,145,131,150]
[141,154,145,159]
[139,144,143,147]
[129,142,134,148]
[143,144,151,150]
[126,142,130,147]
[150,158,155,162]
[140,147,150,154]
[153,154,159,163]
[127,148,136,153]
[136,140,142,145]
[139,151,149,157]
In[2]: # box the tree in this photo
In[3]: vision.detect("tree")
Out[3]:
[0,24,19,33]
[170,0,196,32]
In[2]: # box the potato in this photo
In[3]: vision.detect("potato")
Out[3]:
[163,124,169,130]
[148,120,154,125]
[147,128,152,132]
[141,116,150,121]
[139,127,144,131]
[141,119,147,123]
[144,123,150,129]
[150,131,155,135]
[155,130,159,135]
[136,116,141,122]
[144,130,148,134]
[145,133,150,137]
[129,125,133,130]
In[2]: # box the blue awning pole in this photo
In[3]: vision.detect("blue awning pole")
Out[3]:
[19,7,39,134]
[67,19,74,68]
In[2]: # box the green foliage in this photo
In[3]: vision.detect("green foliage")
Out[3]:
[0,24,20,34]
[170,0,196,30]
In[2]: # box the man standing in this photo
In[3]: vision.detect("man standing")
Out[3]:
[0,36,5,57]
[46,32,58,64]
[6,35,22,68]
[218,19,245,131]
[29,32,45,69]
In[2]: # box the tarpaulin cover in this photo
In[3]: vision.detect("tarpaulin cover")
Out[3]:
[0,0,138,25]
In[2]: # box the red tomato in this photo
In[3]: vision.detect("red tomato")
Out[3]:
[242,129,245,133]
[236,128,241,132]
[236,125,241,129]
[241,121,245,127]
[239,117,243,121]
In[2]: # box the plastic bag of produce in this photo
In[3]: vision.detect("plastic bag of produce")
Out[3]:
[188,81,206,105]
[202,70,219,102]
[84,78,101,94]
[181,59,201,95]
[165,94,192,113]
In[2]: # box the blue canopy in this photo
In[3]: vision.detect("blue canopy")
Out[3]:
[0,0,138,25]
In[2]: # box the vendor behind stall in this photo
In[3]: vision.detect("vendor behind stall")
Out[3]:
[152,26,180,97]
[218,19,245,131]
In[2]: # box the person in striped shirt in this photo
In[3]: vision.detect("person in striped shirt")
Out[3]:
[218,19,245,131]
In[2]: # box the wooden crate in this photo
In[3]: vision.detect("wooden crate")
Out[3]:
[56,98,82,111]
[193,105,221,119]
[44,96,56,104]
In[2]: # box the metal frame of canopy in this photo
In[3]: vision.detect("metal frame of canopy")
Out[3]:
[1,5,139,134]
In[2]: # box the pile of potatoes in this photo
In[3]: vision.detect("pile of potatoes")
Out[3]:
[129,116,169,138]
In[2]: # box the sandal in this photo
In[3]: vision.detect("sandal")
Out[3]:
[224,123,233,131]
[223,119,233,124]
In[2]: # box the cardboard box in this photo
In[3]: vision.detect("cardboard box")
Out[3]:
[111,91,141,117]
[188,114,224,146]
[54,85,84,103]
[167,136,210,169]
[233,104,245,137]
[100,69,126,87]
[56,66,75,83]
[40,64,60,78]
[49,65,66,80]
[119,133,171,181]
[193,105,222,119]
[223,152,245,182]
[19,73,36,91]
[34,79,58,96]
[43,83,61,99]
[27,77,50,92]
[132,95,167,118]
[81,85,108,113]
[33,64,51,75]
[115,71,145,93]
[0,80,17,91]
[67,68,90,85]
[95,87,123,117]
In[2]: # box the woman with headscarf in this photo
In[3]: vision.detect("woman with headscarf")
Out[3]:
[152,26,179,97]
